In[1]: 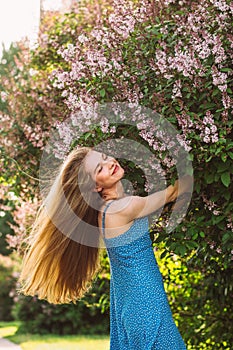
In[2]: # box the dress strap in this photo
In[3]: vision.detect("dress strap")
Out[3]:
[102,201,114,237]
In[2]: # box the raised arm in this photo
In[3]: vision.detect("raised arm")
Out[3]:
[118,175,193,222]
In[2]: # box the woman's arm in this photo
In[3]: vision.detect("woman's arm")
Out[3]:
[117,175,192,222]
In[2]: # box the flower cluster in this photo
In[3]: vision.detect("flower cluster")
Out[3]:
[7,199,38,251]
[211,66,228,92]
[201,193,220,213]
[23,124,49,149]
[226,216,233,232]
[52,0,232,156]
[197,111,219,143]
[0,91,7,102]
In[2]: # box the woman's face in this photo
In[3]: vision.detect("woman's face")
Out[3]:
[84,150,124,191]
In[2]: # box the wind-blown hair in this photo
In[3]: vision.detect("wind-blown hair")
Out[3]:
[19,147,104,304]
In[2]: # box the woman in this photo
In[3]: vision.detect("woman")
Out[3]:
[20,146,191,349]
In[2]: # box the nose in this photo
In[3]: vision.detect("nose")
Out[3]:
[104,157,115,168]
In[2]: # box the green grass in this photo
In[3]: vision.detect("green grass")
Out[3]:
[0,322,110,350]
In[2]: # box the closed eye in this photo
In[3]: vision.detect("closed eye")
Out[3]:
[95,153,108,174]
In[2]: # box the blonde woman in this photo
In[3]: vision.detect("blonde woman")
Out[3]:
[20,147,191,349]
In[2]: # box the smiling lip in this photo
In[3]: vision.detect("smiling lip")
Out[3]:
[112,164,119,175]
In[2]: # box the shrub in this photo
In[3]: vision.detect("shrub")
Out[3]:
[0,254,19,321]
[12,253,110,335]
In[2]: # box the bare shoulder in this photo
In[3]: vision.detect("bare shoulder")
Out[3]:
[102,196,141,216]
[98,198,136,237]
[98,197,134,222]
[98,196,136,228]
[98,196,142,227]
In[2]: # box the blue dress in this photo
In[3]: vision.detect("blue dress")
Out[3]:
[102,202,187,350]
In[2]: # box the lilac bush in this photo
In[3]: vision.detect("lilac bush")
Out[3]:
[46,1,233,347]
[48,0,233,252]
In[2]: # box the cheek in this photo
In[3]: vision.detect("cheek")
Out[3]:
[96,171,110,184]
[97,173,107,183]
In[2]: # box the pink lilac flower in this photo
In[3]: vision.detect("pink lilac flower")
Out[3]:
[70,62,86,80]
[23,124,48,149]
[212,66,228,92]
[193,38,211,60]
[61,90,69,98]
[208,241,216,249]
[153,49,168,75]
[139,130,155,147]
[215,12,228,29]
[91,29,103,42]
[66,92,80,111]
[56,122,74,147]
[210,0,229,12]
[230,2,233,15]
[227,217,233,232]
[52,71,70,89]
[164,0,176,5]
[100,117,109,133]
[7,199,38,250]
[78,34,88,44]
[0,91,7,102]
[212,35,227,64]
[202,194,218,211]
[176,134,192,152]
[172,80,182,99]
[176,112,194,135]
[199,111,219,143]
[222,92,232,110]
[187,13,202,33]
[167,44,197,78]
[57,44,76,61]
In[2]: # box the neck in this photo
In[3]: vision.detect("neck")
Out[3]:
[101,181,125,201]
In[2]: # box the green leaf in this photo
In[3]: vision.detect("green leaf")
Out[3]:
[224,191,231,200]
[185,241,199,250]
[212,215,225,225]
[222,232,230,243]
[205,172,214,184]
[221,154,227,162]
[217,161,229,173]
[192,233,198,240]
[226,142,233,150]
[221,68,232,73]
[84,132,92,141]
[175,245,187,256]
[212,88,219,97]
[99,89,106,97]
[221,172,231,187]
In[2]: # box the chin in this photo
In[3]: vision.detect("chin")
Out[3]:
[119,167,125,179]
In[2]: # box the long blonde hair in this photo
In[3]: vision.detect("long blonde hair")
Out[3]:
[19,147,104,304]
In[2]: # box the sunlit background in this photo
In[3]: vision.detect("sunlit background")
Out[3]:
[0,0,67,57]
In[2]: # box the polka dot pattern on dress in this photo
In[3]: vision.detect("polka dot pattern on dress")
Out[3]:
[102,203,187,350]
